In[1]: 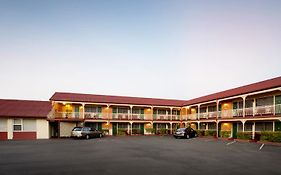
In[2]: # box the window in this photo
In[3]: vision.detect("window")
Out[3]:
[157,109,167,115]
[255,122,273,131]
[118,123,128,129]
[256,96,273,106]
[85,106,102,113]
[172,110,180,115]
[208,106,216,112]
[13,119,22,131]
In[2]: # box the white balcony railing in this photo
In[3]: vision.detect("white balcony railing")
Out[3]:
[52,112,82,119]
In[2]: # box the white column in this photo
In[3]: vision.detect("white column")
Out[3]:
[216,101,220,119]
[198,105,200,120]
[273,96,276,115]
[216,121,219,138]
[206,106,209,119]
[206,123,209,130]
[197,122,200,130]
[130,122,133,135]
[81,103,85,119]
[273,121,275,132]
[242,96,246,117]
[252,122,255,140]
[253,98,256,116]
[130,106,133,120]
[170,122,173,134]
[242,121,245,132]
[170,107,173,121]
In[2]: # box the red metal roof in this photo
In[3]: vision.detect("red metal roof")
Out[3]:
[183,76,281,106]
[50,92,186,107]
[0,99,51,118]
[50,76,281,107]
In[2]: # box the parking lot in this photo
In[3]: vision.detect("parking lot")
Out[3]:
[0,136,281,175]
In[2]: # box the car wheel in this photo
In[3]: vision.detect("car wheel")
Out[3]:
[194,133,198,137]
[99,133,102,138]
[186,134,190,139]
[85,135,90,140]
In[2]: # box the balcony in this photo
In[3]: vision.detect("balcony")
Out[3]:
[84,112,108,120]
[50,112,83,119]
[153,114,170,121]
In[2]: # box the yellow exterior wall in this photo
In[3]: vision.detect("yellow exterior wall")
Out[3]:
[190,123,197,130]
[221,102,232,111]
[144,108,152,120]
[221,123,232,131]
[191,108,197,114]
[144,123,153,134]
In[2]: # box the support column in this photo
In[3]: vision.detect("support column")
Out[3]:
[216,100,220,119]
[273,96,276,115]
[130,122,133,135]
[242,120,245,132]
[81,103,85,119]
[170,122,173,135]
[273,121,275,132]
[130,106,133,120]
[197,122,200,130]
[252,122,255,140]
[206,106,209,119]
[242,96,246,117]
[170,107,173,121]
[106,105,110,120]
[198,105,200,120]
[216,121,219,138]
[206,123,209,130]
[253,98,256,116]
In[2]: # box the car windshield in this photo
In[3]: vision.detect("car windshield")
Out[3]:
[72,127,82,131]
[176,128,185,132]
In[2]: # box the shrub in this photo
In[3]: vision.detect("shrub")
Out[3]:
[102,129,109,135]
[260,131,281,142]
[159,128,169,135]
[196,130,205,136]
[145,128,155,134]
[220,131,231,138]
[237,132,252,140]
[118,129,128,135]
[132,128,141,134]
[205,130,216,137]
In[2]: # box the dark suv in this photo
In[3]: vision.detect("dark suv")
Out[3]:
[71,127,103,139]
[174,127,197,139]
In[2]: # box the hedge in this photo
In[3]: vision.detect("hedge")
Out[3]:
[237,132,252,140]
[220,131,231,138]
[145,128,155,134]
[118,129,128,135]
[205,130,216,137]
[260,132,281,142]
[196,130,205,136]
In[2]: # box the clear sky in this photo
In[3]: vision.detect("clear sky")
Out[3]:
[0,0,280,101]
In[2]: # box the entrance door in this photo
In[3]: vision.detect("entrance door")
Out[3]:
[140,124,144,135]
[112,123,117,136]
[49,122,59,138]
[74,106,80,118]
[232,123,237,139]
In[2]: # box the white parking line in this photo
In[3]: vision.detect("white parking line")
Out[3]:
[226,140,236,145]
[259,144,265,151]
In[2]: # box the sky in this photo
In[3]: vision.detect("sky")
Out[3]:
[0,0,280,101]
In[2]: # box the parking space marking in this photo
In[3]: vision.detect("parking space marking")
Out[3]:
[226,140,236,146]
[259,144,265,151]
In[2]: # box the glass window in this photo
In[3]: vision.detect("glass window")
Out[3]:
[157,109,167,115]
[117,107,129,114]
[256,96,273,106]
[13,119,22,131]
[208,106,216,112]
[118,123,128,129]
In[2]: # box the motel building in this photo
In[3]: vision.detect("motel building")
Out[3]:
[0,76,281,140]
[0,100,51,140]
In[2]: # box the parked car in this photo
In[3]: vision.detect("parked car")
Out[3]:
[174,127,197,139]
[71,127,103,139]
